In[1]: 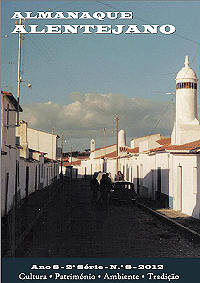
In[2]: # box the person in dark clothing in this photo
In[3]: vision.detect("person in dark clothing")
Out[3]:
[114,170,124,181]
[100,173,112,210]
[90,173,99,203]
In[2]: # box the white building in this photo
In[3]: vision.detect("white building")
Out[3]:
[16,120,60,192]
[76,56,200,219]
[1,92,59,218]
[1,91,22,216]
[172,56,200,145]
[16,120,59,160]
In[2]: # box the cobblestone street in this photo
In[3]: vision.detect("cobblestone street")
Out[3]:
[13,180,200,257]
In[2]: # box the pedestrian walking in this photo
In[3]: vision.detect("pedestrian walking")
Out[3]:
[99,173,112,210]
[90,173,100,203]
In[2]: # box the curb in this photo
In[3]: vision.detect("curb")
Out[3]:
[136,201,200,241]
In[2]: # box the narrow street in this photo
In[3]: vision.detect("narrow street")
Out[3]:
[15,179,200,258]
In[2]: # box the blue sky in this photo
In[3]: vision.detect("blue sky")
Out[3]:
[1,1,200,150]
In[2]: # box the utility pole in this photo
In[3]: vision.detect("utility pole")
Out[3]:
[1,94,4,148]
[51,127,55,161]
[61,133,64,175]
[103,127,106,156]
[17,19,22,126]
[10,20,22,255]
[103,128,106,147]
[70,146,72,163]
[115,115,119,173]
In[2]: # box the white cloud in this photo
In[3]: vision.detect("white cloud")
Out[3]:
[21,92,174,150]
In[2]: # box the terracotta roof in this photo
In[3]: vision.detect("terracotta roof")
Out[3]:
[166,139,200,152]
[149,139,200,153]
[156,137,171,145]
[91,144,116,152]
[119,146,139,154]
[119,146,127,152]
[149,145,170,153]
[1,91,23,112]
[119,146,139,153]
[94,150,117,159]
[127,147,139,154]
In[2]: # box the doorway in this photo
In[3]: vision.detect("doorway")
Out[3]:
[157,167,161,200]
[25,166,29,198]
[177,165,182,211]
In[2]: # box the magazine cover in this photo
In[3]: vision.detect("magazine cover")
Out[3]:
[1,0,200,282]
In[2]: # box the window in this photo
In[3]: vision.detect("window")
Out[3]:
[140,164,143,186]
[26,166,29,198]
[193,167,197,195]
[17,161,19,184]
[6,104,9,128]
[35,167,37,191]
[39,165,40,183]
[176,82,197,89]
[16,137,20,146]
[5,173,9,214]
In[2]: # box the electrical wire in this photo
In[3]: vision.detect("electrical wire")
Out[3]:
[95,0,199,45]
[150,98,173,134]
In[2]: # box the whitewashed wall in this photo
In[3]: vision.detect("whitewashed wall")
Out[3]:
[155,153,170,197]
[1,95,19,216]
[1,149,18,216]
[18,159,38,199]
[75,140,200,219]
[131,134,163,149]
[81,158,104,177]
[44,162,57,187]
[27,127,58,160]
[107,158,117,179]
[91,145,116,159]
[171,154,199,218]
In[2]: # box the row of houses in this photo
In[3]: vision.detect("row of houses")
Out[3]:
[68,56,200,220]
[1,91,60,217]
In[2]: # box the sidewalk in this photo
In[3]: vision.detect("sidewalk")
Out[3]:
[137,197,200,235]
[2,178,65,256]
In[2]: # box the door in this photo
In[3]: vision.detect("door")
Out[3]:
[177,165,182,211]
[126,165,129,181]
[15,162,18,205]
[151,169,155,200]
[157,167,161,200]
[25,166,29,198]
[136,165,139,194]
[5,173,9,214]
[131,167,133,183]
[140,164,143,186]
[35,166,37,191]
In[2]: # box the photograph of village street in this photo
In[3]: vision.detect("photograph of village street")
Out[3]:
[2,0,200,259]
